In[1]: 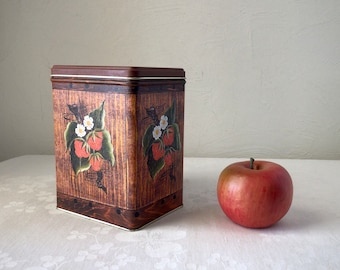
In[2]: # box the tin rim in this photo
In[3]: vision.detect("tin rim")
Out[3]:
[50,74,186,81]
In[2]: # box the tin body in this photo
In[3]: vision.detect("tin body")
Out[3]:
[51,66,185,230]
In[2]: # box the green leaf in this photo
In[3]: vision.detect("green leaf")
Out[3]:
[164,101,176,125]
[99,129,115,166]
[64,121,78,150]
[142,125,155,157]
[147,151,165,179]
[89,101,105,129]
[70,142,91,175]
[171,123,181,151]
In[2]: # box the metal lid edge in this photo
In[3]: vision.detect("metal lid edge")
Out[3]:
[50,74,186,81]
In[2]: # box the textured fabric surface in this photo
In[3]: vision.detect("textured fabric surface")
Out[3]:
[0,155,339,269]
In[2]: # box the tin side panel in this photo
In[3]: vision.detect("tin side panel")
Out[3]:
[52,86,136,209]
[135,84,185,208]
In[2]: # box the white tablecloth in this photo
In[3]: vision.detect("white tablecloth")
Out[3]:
[0,155,339,269]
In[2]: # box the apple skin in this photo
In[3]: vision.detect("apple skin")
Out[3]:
[217,160,293,228]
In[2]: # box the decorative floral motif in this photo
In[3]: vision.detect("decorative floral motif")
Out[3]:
[115,228,186,269]
[1,156,340,269]
[152,126,163,140]
[159,115,168,130]
[64,100,115,192]
[36,191,54,203]
[0,251,17,268]
[75,250,97,262]
[3,201,36,213]
[83,115,94,130]
[67,230,88,241]
[39,255,66,268]
[44,203,63,215]
[94,253,136,269]
[75,124,86,138]
[66,226,112,241]
[142,101,181,179]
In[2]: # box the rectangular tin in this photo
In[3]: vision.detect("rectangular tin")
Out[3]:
[51,65,185,230]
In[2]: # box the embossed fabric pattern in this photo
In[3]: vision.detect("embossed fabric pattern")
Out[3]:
[0,156,339,269]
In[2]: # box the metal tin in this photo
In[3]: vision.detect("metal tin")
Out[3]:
[51,66,185,230]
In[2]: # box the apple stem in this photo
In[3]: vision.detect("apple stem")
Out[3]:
[250,157,255,169]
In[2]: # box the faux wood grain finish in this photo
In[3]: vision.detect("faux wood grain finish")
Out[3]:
[52,66,184,230]
[57,189,183,230]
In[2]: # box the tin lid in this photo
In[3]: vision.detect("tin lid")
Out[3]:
[51,65,185,81]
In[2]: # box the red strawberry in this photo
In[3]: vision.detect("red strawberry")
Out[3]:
[90,154,103,171]
[74,140,90,158]
[87,131,103,151]
[162,126,174,146]
[151,142,165,161]
[164,152,172,166]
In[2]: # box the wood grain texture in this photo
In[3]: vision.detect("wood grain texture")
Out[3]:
[57,189,182,230]
[52,69,184,229]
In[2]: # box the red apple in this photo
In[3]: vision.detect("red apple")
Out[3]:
[217,158,293,228]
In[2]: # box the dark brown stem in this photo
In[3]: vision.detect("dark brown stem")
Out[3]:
[250,157,255,169]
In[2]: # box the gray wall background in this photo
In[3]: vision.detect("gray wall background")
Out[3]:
[1,0,340,162]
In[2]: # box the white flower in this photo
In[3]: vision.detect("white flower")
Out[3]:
[159,115,168,130]
[75,124,86,137]
[152,126,162,140]
[83,115,94,130]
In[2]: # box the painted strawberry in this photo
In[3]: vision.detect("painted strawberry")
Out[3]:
[164,152,173,166]
[90,154,103,171]
[74,139,90,158]
[151,141,165,161]
[162,126,174,146]
[87,131,103,151]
